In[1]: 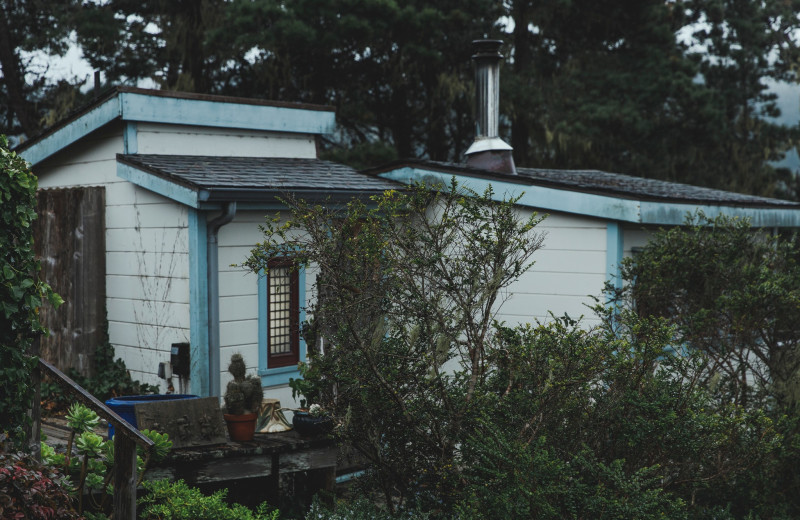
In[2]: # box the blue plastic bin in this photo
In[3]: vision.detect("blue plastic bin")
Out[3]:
[105,394,199,439]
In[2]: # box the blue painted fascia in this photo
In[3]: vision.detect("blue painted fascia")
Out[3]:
[188,209,210,397]
[639,201,800,228]
[379,167,800,228]
[119,91,335,135]
[379,167,641,222]
[19,96,121,166]
[606,222,624,291]
[117,162,199,208]
[257,266,307,387]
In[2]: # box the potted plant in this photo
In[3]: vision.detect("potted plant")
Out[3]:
[222,353,264,441]
[291,403,333,436]
[288,363,333,436]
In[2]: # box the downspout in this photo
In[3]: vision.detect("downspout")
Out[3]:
[207,202,237,397]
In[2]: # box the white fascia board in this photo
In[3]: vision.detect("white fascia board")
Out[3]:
[379,167,641,222]
[119,92,335,134]
[19,97,121,166]
[117,161,199,208]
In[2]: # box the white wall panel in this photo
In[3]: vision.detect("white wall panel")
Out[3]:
[136,123,317,158]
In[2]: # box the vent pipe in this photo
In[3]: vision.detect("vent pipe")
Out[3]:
[465,39,516,174]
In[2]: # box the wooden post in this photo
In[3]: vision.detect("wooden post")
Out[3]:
[114,434,138,520]
[27,337,41,460]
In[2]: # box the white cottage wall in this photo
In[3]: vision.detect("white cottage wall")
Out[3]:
[34,124,191,391]
[497,210,609,328]
[215,211,316,406]
[135,123,318,158]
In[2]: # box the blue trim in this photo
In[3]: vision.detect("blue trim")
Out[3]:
[19,97,121,166]
[378,167,800,228]
[639,201,800,227]
[117,162,199,207]
[258,266,307,387]
[189,210,210,396]
[123,122,138,154]
[119,91,335,135]
[606,222,624,291]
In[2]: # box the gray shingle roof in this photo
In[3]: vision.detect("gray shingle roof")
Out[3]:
[378,160,799,208]
[118,154,400,201]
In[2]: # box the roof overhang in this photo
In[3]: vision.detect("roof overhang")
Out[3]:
[117,159,392,211]
[18,88,336,166]
[377,166,800,228]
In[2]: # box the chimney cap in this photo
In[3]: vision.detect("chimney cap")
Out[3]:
[471,39,504,60]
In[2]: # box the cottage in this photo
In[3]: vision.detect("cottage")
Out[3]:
[18,58,800,405]
[17,87,398,406]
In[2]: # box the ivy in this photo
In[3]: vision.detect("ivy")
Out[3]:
[0,135,61,448]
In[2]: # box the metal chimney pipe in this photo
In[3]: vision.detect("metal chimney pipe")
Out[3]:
[465,39,516,174]
[473,39,502,139]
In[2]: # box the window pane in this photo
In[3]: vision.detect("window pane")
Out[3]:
[269,265,293,355]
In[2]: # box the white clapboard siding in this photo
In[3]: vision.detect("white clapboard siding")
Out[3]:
[136,123,318,158]
[219,295,259,322]
[496,210,608,327]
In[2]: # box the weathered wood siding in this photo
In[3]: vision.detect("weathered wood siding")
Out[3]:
[34,187,106,377]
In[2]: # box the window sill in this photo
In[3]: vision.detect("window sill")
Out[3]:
[258,365,300,387]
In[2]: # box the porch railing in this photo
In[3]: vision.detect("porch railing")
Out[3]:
[30,357,154,520]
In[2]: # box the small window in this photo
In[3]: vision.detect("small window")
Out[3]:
[266,258,300,368]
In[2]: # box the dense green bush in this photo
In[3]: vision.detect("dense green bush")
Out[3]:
[138,479,279,520]
[1,135,61,447]
[247,185,800,517]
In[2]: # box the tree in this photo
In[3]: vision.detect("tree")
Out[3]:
[0,135,60,447]
[504,0,800,197]
[246,186,783,517]
[613,213,800,410]
[246,181,545,508]
[610,214,800,517]
[0,0,82,140]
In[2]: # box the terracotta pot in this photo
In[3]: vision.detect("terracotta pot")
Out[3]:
[224,413,258,442]
[292,411,333,436]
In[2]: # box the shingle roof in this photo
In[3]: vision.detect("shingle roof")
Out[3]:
[118,154,400,202]
[375,160,800,208]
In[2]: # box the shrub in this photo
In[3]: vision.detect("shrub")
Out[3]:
[245,181,545,510]
[138,479,279,520]
[0,449,83,519]
[0,134,61,447]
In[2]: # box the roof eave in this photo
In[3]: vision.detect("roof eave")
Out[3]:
[377,165,800,228]
[18,88,337,167]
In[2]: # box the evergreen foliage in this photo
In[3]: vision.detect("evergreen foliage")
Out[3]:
[248,188,799,517]
[0,135,60,447]
[4,1,798,195]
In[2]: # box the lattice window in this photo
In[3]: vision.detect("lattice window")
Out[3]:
[267,258,299,367]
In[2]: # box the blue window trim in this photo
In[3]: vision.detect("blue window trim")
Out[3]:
[257,265,307,386]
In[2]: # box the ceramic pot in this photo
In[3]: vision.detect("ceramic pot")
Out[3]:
[292,411,333,436]
[224,413,258,442]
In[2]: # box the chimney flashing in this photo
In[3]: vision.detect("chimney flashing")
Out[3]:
[465,136,513,156]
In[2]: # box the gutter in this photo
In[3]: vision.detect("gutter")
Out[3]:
[206,202,237,396]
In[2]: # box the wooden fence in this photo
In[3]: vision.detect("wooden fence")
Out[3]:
[34,187,106,377]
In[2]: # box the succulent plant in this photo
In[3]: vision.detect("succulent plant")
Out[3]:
[223,353,264,415]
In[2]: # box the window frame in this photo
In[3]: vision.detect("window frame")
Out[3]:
[257,258,306,386]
